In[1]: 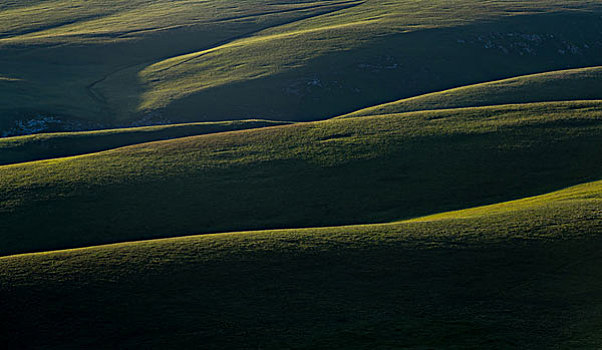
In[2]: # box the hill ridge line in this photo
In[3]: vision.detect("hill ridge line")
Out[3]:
[341,99,602,118]
[0,120,293,168]
[2,177,598,260]
[340,65,602,118]
[2,99,600,168]
[86,0,365,107]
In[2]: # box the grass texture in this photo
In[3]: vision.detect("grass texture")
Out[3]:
[2,2,602,348]
[3,0,602,131]
[1,101,601,256]
[2,177,601,348]
[342,66,602,117]
[0,119,287,165]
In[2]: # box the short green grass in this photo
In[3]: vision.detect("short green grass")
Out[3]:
[96,4,602,122]
[0,119,287,165]
[1,101,601,256]
[3,0,602,131]
[2,176,601,348]
[341,66,602,118]
[3,2,602,348]
[0,0,356,129]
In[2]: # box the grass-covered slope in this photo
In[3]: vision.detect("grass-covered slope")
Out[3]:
[342,66,602,118]
[2,179,601,348]
[3,2,602,348]
[0,0,356,132]
[3,0,602,133]
[125,6,602,123]
[0,119,286,165]
[1,102,601,256]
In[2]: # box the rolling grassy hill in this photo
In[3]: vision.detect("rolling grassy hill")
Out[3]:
[0,119,287,165]
[2,177,601,348]
[342,66,602,118]
[0,0,357,132]
[3,1,602,348]
[1,101,601,256]
[3,0,602,134]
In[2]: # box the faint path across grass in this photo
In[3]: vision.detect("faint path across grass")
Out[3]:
[85,0,365,108]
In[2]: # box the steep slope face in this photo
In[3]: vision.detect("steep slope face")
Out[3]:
[341,67,602,117]
[1,178,601,348]
[1,102,601,255]
[2,1,602,134]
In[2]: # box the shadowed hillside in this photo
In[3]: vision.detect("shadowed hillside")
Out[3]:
[342,66,602,117]
[0,119,287,165]
[3,1,602,348]
[2,178,601,348]
[1,102,601,256]
[3,1,602,134]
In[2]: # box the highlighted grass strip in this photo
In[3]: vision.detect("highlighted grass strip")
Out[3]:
[0,119,289,166]
[3,177,600,260]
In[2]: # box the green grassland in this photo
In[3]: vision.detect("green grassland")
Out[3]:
[0,119,287,165]
[1,101,601,256]
[2,178,601,348]
[3,1,602,348]
[0,0,358,131]
[3,0,602,134]
[124,3,602,122]
[342,66,602,118]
